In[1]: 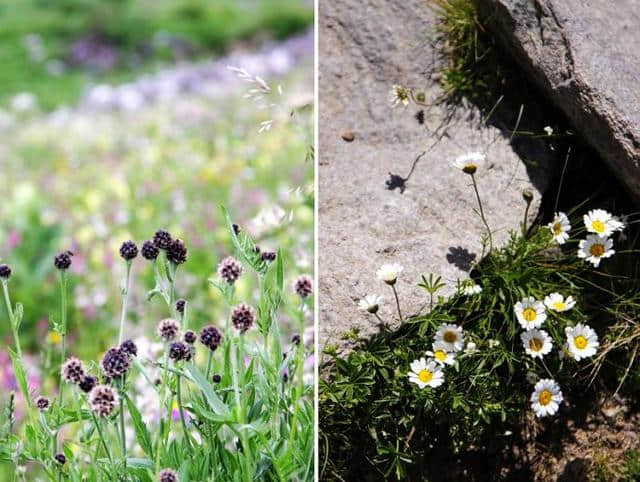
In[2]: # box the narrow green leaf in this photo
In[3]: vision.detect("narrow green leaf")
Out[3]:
[184,363,231,419]
[125,394,154,459]
[8,348,29,405]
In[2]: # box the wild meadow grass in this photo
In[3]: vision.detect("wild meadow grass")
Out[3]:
[1,212,314,481]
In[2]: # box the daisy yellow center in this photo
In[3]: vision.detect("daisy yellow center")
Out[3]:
[552,222,563,235]
[574,335,588,350]
[553,302,566,311]
[434,350,447,361]
[591,220,606,233]
[522,308,537,322]
[418,369,433,383]
[529,338,543,352]
[443,331,457,343]
[538,389,552,406]
[590,243,605,257]
[462,164,477,175]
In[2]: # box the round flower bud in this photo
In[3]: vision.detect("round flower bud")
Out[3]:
[199,325,222,351]
[61,357,85,384]
[175,299,186,314]
[88,385,119,417]
[119,240,138,261]
[291,334,301,345]
[169,342,189,362]
[35,396,50,412]
[232,224,241,235]
[54,251,72,270]
[153,229,173,250]
[79,375,98,393]
[158,468,179,482]
[141,240,160,260]
[101,347,130,379]
[120,339,138,358]
[0,264,12,279]
[293,275,313,298]
[231,304,256,334]
[212,374,222,384]
[167,238,187,265]
[183,330,196,344]
[157,318,180,342]
[261,251,276,262]
[522,189,534,203]
[54,453,66,465]
[217,256,243,284]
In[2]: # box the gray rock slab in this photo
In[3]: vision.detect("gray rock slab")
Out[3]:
[318,0,553,349]
[478,0,640,201]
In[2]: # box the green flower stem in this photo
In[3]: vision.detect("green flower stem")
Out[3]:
[522,199,532,238]
[56,271,68,449]
[2,281,23,359]
[90,410,113,464]
[470,173,493,253]
[391,284,403,323]
[231,335,252,482]
[155,347,170,474]
[176,372,193,450]
[287,302,306,449]
[205,349,214,380]
[118,378,127,474]
[118,261,133,345]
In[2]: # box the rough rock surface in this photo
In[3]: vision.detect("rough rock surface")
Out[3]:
[318,0,553,348]
[479,0,640,201]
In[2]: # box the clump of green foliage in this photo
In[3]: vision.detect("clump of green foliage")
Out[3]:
[320,210,640,480]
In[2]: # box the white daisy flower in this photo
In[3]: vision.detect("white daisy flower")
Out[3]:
[547,212,571,244]
[487,339,500,348]
[531,378,563,418]
[583,209,625,237]
[435,323,465,352]
[543,293,576,312]
[565,323,599,361]
[461,281,482,296]
[464,341,477,354]
[358,294,384,314]
[408,358,444,388]
[453,152,485,175]
[578,235,614,267]
[389,84,410,107]
[376,263,403,285]
[426,341,456,366]
[514,296,547,330]
[520,329,553,359]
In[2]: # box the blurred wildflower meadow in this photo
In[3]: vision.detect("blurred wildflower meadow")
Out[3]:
[0,1,313,478]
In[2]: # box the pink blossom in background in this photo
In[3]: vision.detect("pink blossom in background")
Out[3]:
[8,230,22,249]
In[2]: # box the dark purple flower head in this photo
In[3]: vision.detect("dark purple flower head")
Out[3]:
[175,299,186,314]
[231,304,256,334]
[0,264,11,279]
[79,375,98,393]
[54,453,66,465]
[157,318,180,341]
[153,229,173,250]
[293,275,313,298]
[199,325,222,351]
[158,468,178,482]
[184,330,196,344]
[169,341,190,362]
[89,385,118,417]
[291,334,301,345]
[232,224,241,235]
[217,256,243,284]
[61,357,85,384]
[35,396,50,411]
[54,251,73,270]
[119,240,138,261]
[167,238,188,265]
[120,339,138,358]
[101,347,130,379]
[261,251,276,262]
[212,374,222,383]
[141,240,160,260]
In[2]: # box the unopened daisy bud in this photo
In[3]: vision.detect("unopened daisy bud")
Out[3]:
[79,375,98,393]
[199,325,222,351]
[0,264,11,279]
[101,347,130,379]
[153,229,173,250]
[157,318,180,342]
[119,240,138,261]
[522,189,534,203]
[167,238,188,265]
[88,385,119,417]
[54,453,66,465]
[54,251,72,270]
[35,396,50,411]
[61,357,85,384]
[291,334,301,345]
[464,341,477,354]
[175,299,186,314]
[169,342,189,362]
[293,275,313,298]
[158,468,179,482]
[261,251,277,262]
[231,304,256,333]
[415,91,426,103]
[217,256,243,284]
[212,374,222,383]
[184,330,196,344]
[141,240,160,260]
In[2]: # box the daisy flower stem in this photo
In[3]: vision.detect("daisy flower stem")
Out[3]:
[117,261,133,345]
[470,174,493,252]
[391,285,403,322]
[522,199,531,238]
[540,358,554,379]
[374,312,386,327]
